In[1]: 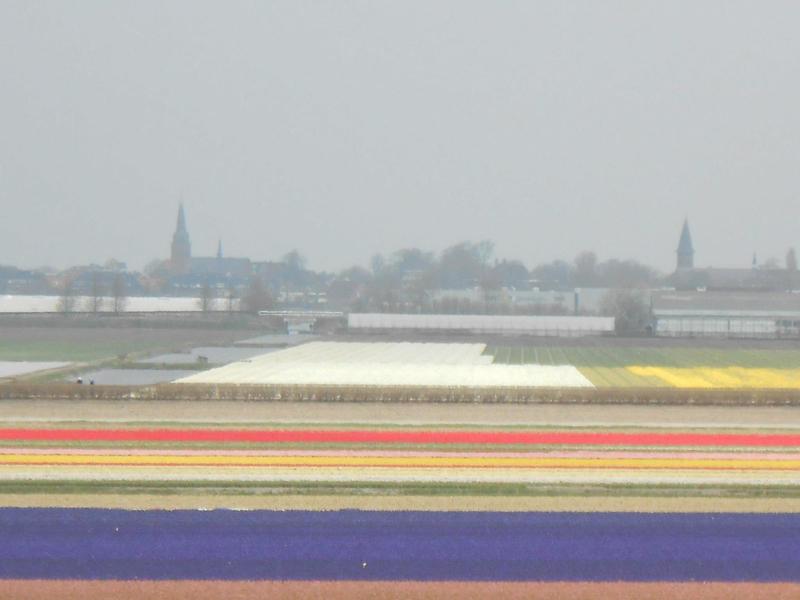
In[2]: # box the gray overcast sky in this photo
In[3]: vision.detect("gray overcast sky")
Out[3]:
[1,1,798,273]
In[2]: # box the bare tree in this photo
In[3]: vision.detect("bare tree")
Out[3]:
[85,270,105,313]
[282,249,307,274]
[573,251,598,287]
[242,276,272,314]
[787,248,798,272]
[601,289,652,335]
[111,273,128,314]
[787,248,799,290]
[762,257,781,270]
[224,283,238,314]
[142,258,170,294]
[198,280,216,312]
[370,253,385,276]
[57,275,77,314]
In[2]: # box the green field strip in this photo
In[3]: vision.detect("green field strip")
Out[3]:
[578,367,628,388]
[502,347,514,364]
[1,479,799,499]
[486,346,800,369]
[569,347,594,371]
[3,419,800,434]
[507,346,516,363]
[555,347,572,365]
[544,347,557,365]
[578,367,670,388]
[595,367,631,387]
[727,349,752,367]
[0,340,181,362]
[698,347,737,368]
[598,347,617,366]
[577,367,612,387]
[512,347,524,365]
[575,347,601,367]
[579,347,608,367]
[521,347,532,364]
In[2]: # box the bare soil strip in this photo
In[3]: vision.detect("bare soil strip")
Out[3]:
[2,581,799,600]
[0,493,798,512]
[3,400,800,428]
[2,465,799,485]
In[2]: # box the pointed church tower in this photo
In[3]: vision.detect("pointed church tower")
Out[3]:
[217,239,223,259]
[676,218,694,270]
[171,203,192,275]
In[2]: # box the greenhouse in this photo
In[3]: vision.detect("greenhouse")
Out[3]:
[652,291,800,339]
[347,313,614,337]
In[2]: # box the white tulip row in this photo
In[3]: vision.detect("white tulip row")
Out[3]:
[249,342,494,365]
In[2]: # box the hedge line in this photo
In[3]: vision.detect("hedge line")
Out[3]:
[1,382,800,405]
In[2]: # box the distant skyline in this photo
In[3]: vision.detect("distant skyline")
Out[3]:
[2,2,799,272]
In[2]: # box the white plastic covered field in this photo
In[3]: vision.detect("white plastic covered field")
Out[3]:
[175,342,593,388]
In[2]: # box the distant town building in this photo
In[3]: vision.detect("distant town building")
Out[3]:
[0,265,49,294]
[652,290,800,339]
[676,218,694,270]
[167,205,252,286]
[348,313,615,337]
[656,219,800,337]
[670,219,796,292]
[170,203,192,275]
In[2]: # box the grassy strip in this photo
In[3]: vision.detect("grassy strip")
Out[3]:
[0,342,164,362]
[3,420,799,434]
[2,479,799,498]
[113,362,217,371]
[19,348,170,384]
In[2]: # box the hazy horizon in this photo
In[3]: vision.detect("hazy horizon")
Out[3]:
[2,1,799,273]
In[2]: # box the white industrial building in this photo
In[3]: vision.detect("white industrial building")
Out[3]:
[652,292,800,339]
[426,287,631,314]
[347,313,614,337]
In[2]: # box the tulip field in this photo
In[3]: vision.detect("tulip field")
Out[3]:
[177,340,800,389]
[176,342,595,387]
[486,344,800,388]
[1,406,800,596]
[4,339,800,596]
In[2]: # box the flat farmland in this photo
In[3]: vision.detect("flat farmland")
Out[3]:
[1,406,800,509]
[4,358,800,589]
[486,345,800,388]
[181,341,800,389]
[0,326,246,362]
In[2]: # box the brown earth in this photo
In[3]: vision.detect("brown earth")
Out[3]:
[2,581,800,600]
[2,399,800,428]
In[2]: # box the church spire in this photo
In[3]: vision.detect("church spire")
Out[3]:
[676,218,694,270]
[217,239,223,259]
[170,203,192,275]
[176,202,187,234]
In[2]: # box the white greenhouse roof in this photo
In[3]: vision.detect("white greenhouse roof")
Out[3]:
[655,309,800,319]
[347,313,614,334]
